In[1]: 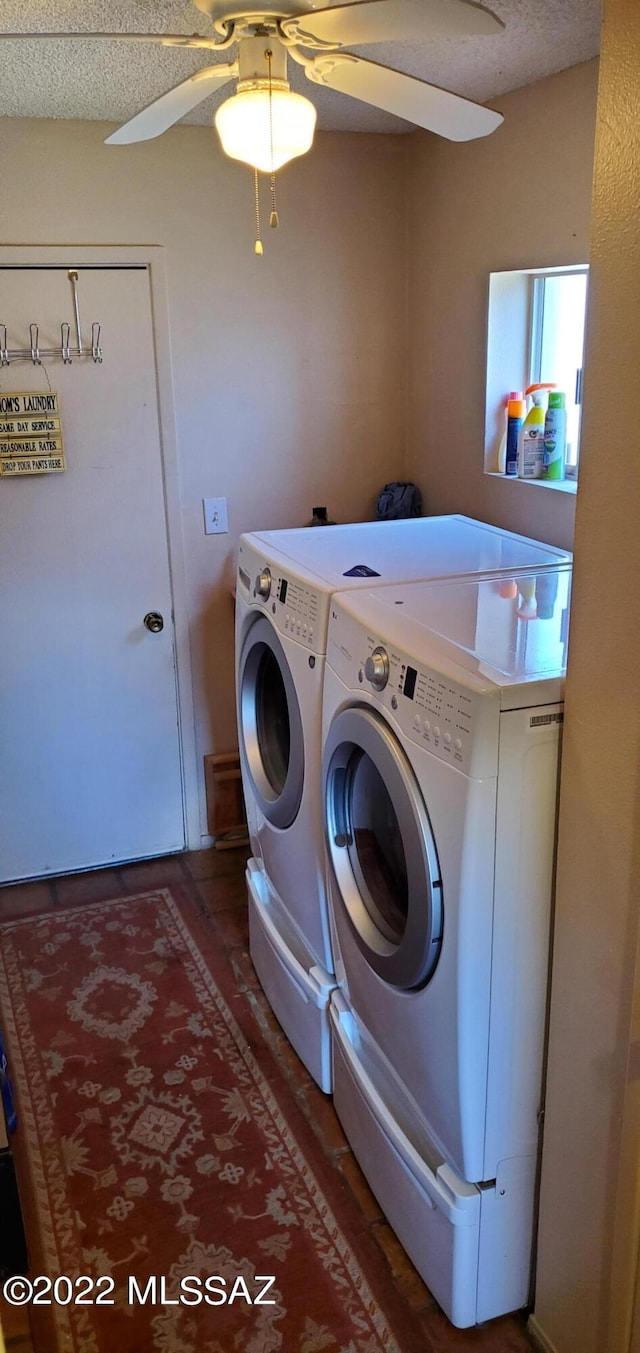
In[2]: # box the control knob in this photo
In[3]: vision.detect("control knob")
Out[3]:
[254,567,272,600]
[364,646,390,691]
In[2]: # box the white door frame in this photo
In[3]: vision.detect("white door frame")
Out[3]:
[0,243,200,854]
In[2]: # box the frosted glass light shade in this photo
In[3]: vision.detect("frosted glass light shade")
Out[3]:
[215,87,317,172]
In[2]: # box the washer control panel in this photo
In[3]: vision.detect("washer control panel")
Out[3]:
[375,643,475,768]
[329,605,499,777]
[395,655,475,767]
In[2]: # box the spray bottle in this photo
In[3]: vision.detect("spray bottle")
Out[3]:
[534,570,560,619]
[518,384,556,480]
[542,392,567,480]
[504,391,526,476]
[517,577,538,619]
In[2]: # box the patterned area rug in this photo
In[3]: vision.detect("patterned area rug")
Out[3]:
[0,888,409,1353]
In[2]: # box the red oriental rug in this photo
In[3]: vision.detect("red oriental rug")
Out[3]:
[0,887,412,1353]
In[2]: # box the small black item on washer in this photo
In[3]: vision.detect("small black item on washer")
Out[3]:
[342,564,381,577]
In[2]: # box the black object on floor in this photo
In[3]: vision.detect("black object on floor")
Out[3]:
[0,1149,28,1276]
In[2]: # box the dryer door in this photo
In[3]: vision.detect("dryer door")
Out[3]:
[324,706,443,990]
[239,615,304,829]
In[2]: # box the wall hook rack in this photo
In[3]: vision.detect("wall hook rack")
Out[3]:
[0,271,104,367]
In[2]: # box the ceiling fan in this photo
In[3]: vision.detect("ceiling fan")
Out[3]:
[2,0,505,168]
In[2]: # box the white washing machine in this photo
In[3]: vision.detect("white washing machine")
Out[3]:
[322,566,571,1327]
[235,518,571,1092]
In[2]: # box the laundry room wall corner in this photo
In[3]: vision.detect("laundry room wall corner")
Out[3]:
[404,59,597,553]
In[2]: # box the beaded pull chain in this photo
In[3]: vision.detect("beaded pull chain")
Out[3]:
[267,49,279,229]
[254,169,263,256]
[253,46,281,253]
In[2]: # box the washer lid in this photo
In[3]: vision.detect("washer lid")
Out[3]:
[332,565,571,701]
[245,516,571,590]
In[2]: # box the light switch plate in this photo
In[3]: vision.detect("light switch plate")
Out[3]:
[203,497,228,535]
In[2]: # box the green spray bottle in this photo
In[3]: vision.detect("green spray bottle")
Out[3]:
[542,392,567,480]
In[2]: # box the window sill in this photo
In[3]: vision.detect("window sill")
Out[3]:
[485,471,577,495]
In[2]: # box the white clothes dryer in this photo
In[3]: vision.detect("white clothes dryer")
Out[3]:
[235,518,571,1092]
[321,567,571,1327]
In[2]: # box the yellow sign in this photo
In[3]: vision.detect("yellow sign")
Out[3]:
[0,391,65,475]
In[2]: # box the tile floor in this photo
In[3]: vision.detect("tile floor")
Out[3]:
[0,848,537,1353]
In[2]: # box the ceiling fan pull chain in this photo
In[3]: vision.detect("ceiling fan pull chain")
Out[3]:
[266,48,279,229]
[253,169,264,256]
[269,174,279,230]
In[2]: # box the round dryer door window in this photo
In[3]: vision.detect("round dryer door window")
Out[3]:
[324,706,443,990]
[239,615,304,829]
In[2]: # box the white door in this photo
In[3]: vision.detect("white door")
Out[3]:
[0,265,185,882]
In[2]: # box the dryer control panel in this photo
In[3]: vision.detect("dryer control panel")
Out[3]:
[280,577,319,645]
[237,538,331,655]
[327,606,500,779]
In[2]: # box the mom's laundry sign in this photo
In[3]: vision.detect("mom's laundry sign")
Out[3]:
[0,391,65,475]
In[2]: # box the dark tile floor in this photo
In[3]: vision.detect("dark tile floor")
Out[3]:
[0,848,537,1353]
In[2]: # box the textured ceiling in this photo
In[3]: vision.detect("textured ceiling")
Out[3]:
[0,0,602,136]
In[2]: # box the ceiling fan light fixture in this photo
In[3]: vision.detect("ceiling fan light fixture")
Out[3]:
[215,84,317,173]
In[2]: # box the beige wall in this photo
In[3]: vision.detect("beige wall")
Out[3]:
[531,3,640,1350]
[0,119,408,838]
[405,60,599,554]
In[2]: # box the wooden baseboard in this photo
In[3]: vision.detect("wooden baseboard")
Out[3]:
[527,1315,560,1353]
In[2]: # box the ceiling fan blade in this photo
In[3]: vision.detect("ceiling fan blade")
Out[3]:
[104,62,237,144]
[282,0,503,49]
[306,54,503,141]
[0,32,224,50]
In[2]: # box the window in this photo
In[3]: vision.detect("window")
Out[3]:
[485,264,589,488]
[530,269,588,475]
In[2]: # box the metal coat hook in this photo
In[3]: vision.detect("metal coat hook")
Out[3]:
[0,325,9,366]
[68,270,83,355]
[61,323,72,364]
[30,324,41,365]
[91,323,102,364]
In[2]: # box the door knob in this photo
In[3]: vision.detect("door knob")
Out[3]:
[144,612,164,633]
